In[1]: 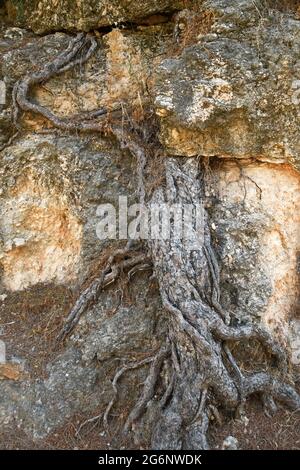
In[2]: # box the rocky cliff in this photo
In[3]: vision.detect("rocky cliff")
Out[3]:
[0,0,299,450]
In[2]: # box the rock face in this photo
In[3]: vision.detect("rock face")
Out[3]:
[6,0,185,33]
[0,134,134,290]
[155,0,300,170]
[208,160,300,338]
[0,0,299,449]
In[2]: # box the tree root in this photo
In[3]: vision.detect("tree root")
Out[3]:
[211,316,287,369]
[124,343,171,433]
[145,157,300,448]
[57,250,151,342]
[0,131,20,152]
[8,33,300,449]
[242,372,300,410]
[92,145,300,449]
[103,355,155,429]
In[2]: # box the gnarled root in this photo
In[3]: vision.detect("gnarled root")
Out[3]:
[57,249,151,342]
[12,33,120,132]
[103,355,155,429]
[137,157,300,449]
[124,343,171,433]
[95,152,300,451]
[9,34,300,450]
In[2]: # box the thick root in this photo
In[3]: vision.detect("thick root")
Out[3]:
[145,157,300,448]
[211,316,287,368]
[103,356,155,429]
[12,33,120,132]
[57,146,299,449]
[57,251,151,342]
[124,343,171,433]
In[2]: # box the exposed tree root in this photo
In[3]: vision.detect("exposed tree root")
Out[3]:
[0,131,20,152]
[12,33,120,132]
[144,157,300,448]
[9,32,300,450]
[124,343,171,433]
[103,355,155,429]
[57,250,151,342]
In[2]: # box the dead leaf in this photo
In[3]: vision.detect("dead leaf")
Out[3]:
[0,363,21,380]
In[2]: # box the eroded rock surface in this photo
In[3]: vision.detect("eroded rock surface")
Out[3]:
[0,0,299,449]
[155,0,300,169]
[0,273,161,440]
[207,160,300,338]
[5,0,185,33]
[0,134,137,291]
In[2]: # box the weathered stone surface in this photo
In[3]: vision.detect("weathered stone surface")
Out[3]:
[206,160,300,339]
[0,133,136,291]
[154,0,300,169]
[5,0,185,33]
[0,0,300,449]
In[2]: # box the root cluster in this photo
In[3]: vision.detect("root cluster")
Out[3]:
[7,32,300,450]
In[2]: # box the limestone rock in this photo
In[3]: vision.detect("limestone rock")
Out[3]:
[207,159,300,337]
[0,0,300,449]
[5,0,185,34]
[154,0,300,170]
[0,133,136,291]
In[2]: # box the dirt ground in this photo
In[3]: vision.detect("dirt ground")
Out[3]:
[0,284,74,378]
[0,284,299,450]
[1,397,299,450]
